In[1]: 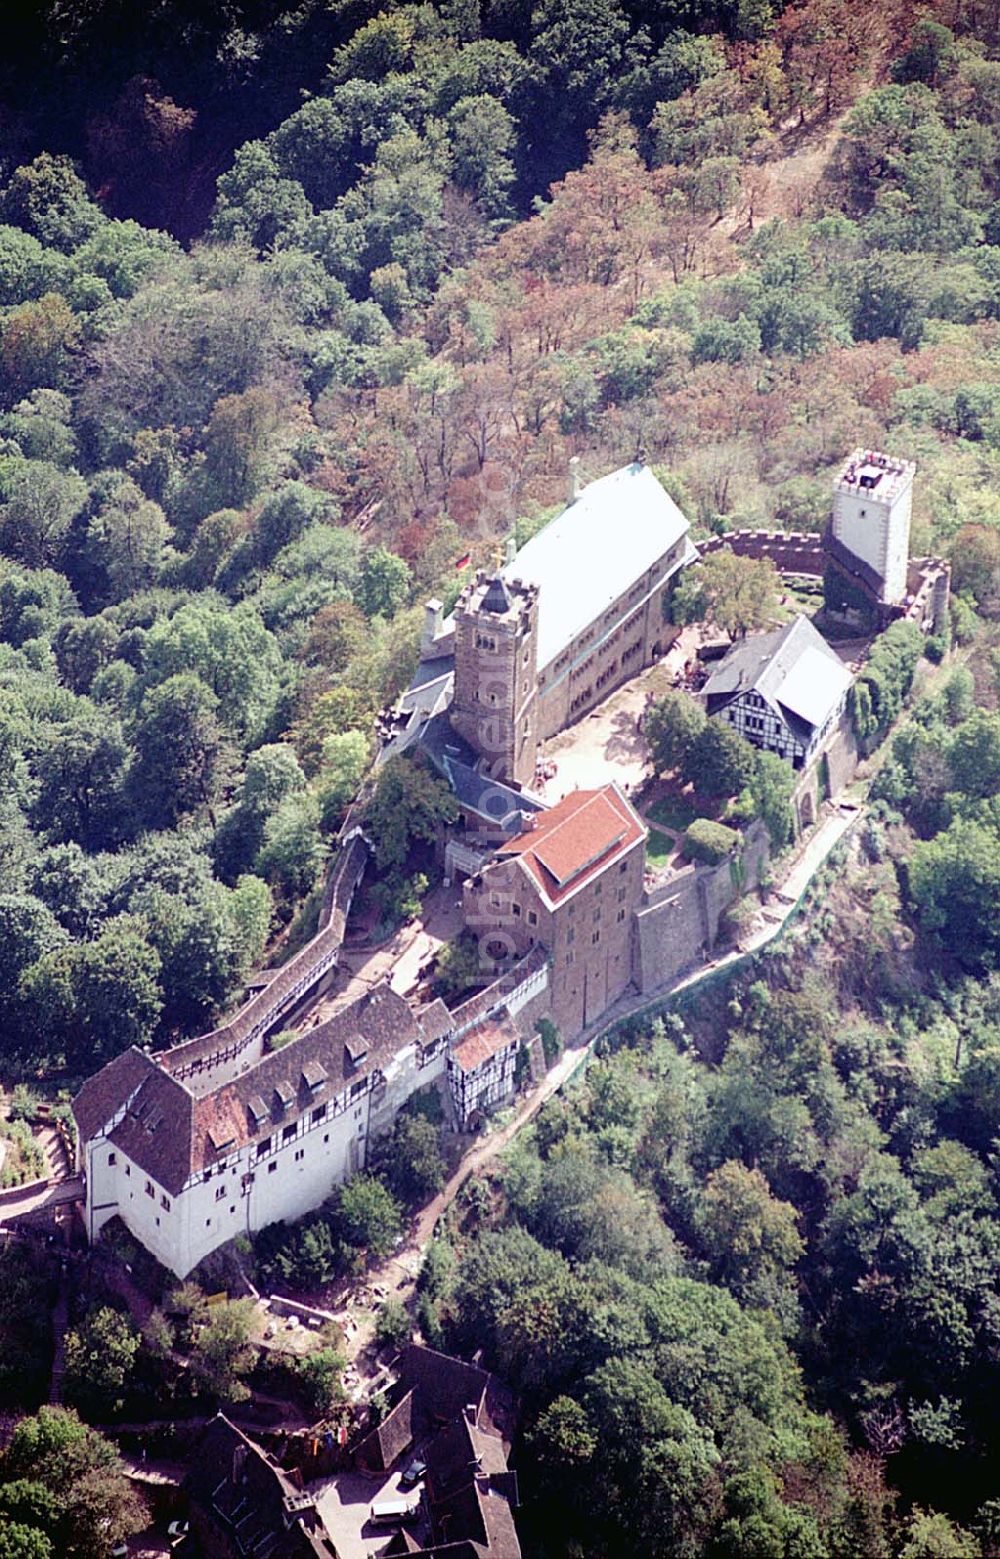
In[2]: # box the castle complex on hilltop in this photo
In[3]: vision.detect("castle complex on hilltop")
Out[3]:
[73,449,945,1278]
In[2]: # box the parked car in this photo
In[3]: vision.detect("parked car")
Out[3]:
[399,1457,428,1490]
[370,1495,421,1526]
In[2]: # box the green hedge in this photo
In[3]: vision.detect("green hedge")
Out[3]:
[683,818,740,864]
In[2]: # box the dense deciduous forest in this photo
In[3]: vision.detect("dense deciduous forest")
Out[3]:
[5,0,1000,1553]
[409,651,1000,1559]
[3,0,1000,1072]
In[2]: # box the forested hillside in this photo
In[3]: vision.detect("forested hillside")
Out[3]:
[413,649,1000,1559]
[1,2,999,1074]
[4,0,1000,1553]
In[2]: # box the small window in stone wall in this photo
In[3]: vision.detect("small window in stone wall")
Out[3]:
[108,1153,117,1167]
[145,1180,154,1198]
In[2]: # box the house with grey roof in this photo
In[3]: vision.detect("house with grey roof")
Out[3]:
[186,1414,335,1557]
[703,614,853,771]
[350,1345,521,1559]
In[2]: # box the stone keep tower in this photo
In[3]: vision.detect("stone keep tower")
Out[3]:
[831,449,915,606]
[451,572,539,788]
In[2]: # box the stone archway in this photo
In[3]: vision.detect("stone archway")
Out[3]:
[798,790,815,832]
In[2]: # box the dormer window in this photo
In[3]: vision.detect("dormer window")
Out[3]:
[273,1080,295,1114]
[301,1060,327,1093]
[345,1038,368,1071]
[247,1095,269,1130]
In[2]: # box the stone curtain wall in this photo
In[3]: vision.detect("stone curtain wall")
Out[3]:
[700,531,826,575]
[633,818,772,992]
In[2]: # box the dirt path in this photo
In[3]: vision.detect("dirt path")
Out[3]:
[340,799,861,1364]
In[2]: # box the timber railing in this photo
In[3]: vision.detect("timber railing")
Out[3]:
[161,828,370,1086]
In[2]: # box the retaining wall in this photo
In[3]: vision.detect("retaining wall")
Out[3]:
[633,818,772,993]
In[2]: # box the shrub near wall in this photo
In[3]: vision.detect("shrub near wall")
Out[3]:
[683,819,740,864]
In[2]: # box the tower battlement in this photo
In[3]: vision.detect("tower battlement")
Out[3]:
[831,448,915,606]
[451,572,540,788]
[455,570,539,622]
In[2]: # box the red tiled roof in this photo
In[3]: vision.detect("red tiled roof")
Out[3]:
[79,982,450,1197]
[451,1014,520,1074]
[497,786,645,905]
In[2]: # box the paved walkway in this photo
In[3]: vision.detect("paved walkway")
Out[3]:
[536,628,701,803]
[313,885,464,1018]
[338,799,861,1364]
[0,1174,83,1229]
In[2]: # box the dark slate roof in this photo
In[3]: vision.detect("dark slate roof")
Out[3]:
[481,576,512,615]
[73,1047,155,1147]
[185,1414,334,1557]
[703,615,851,740]
[88,982,452,1197]
[378,655,457,765]
[420,715,543,834]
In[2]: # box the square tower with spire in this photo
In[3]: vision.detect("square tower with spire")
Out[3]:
[451,571,540,788]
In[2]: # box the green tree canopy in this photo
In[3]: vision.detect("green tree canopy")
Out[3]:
[672,549,779,637]
[645,688,706,775]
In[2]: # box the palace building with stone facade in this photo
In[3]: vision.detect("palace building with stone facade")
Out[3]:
[74,449,940,1279]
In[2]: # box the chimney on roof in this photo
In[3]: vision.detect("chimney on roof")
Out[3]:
[422,598,444,654]
[568,455,582,505]
[464,1403,478,1427]
[504,532,517,566]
